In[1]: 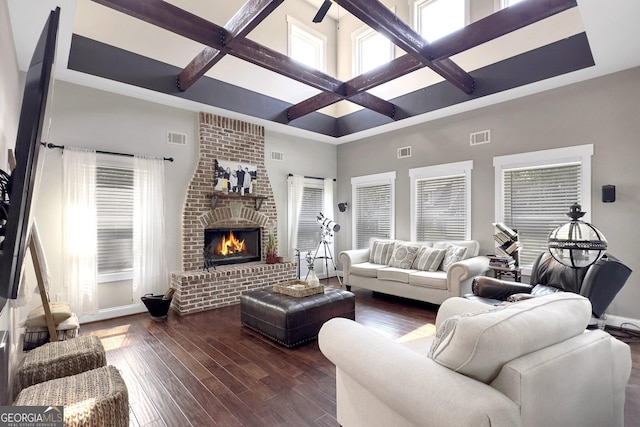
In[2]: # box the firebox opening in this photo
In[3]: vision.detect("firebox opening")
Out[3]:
[204,227,261,267]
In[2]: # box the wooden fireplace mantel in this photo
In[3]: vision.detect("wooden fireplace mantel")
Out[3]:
[208,191,268,210]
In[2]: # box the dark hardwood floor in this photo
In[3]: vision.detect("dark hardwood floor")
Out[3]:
[80,280,640,427]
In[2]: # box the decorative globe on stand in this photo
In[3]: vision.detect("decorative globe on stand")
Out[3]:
[548,203,607,268]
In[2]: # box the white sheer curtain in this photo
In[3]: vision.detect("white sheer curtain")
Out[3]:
[62,147,98,315]
[133,156,167,300]
[287,175,305,260]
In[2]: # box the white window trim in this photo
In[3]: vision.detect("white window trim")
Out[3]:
[496,0,524,10]
[409,160,473,241]
[494,144,593,223]
[410,0,470,40]
[287,15,327,72]
[351,171,396,245]
[494,144,593,275]
[352,24,395,77]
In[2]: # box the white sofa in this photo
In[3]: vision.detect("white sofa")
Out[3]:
[340,239,489,305]
[319,293,632,427]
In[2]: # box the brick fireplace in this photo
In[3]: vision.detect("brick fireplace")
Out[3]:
[170,114,295,315]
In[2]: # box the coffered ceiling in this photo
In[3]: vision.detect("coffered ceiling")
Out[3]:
[7,0,640,143]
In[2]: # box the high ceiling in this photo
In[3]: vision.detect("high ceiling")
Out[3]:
[7,0,640,143]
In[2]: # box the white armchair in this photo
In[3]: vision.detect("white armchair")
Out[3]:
[319,294,631,427]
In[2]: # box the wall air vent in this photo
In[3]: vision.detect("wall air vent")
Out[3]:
[397,146,412,159]
[470,130,490,146]
[167,131,187,145]
[271,151,284,161]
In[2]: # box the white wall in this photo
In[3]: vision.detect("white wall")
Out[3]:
[34,81,199,311]
[336,66,640,321]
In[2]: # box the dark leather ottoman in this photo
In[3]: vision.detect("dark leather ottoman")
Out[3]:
[240,287,355,348]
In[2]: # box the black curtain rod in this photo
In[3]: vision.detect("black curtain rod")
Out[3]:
[43,142,174,162]
[288,173,335,181]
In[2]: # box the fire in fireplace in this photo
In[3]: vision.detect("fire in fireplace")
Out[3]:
[204,228,261,268]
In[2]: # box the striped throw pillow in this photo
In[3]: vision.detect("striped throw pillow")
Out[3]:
[369,241,395,265]
[413,246,447,272]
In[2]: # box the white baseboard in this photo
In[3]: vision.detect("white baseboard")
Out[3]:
[604,314,640,330]
[79,303,147,325]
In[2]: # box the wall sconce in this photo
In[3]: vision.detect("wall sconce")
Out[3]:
[602,185,616,203]
[338,202,348,213]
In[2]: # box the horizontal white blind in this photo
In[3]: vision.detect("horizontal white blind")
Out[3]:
[296,186,323,253]
[416,175,466,241]
[96,166,134,275]
[503,163,581,267]
[355,183,392,249]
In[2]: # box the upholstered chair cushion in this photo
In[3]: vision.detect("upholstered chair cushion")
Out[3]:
[428,293,591,383]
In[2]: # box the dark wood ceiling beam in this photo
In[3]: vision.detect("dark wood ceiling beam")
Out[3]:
[343,92,396,118]
[288,0,577,120]
[178,0,284,91]
[287,93,340,121]
[229,38,342,92]
[93,0,396,118]
[287,91,396,122]
[430,0,578,60]
[289,56,422,120]
[335,0,474,94]
[345,55,423,96]
[92,0,337,92]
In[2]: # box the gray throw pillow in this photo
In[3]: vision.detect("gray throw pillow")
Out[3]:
[388,244,419,269]
[441,245,468,271]
[413,246,446,272]
[369,240,395,265]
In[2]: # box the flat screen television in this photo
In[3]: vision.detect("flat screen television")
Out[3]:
[0,8,59,308]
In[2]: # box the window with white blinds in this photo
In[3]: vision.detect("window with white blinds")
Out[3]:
[410,161,472,241]
[351,172,396,249]
[494,145,593,271]
[296,186,324,253]
[96,164,134,281]
[503,163,581,267]
[415,176,467,240]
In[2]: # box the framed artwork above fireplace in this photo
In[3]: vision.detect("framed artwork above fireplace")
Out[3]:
[214,159,257,195]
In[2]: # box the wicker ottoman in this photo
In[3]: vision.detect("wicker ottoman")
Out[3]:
[15,335,106,395]
[14,365,129,427]
[240,287,355,348]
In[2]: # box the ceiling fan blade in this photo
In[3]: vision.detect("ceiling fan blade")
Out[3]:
[313,0,332,23]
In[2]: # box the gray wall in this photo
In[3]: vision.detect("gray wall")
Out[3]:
[265,130,338,259]
[336,66,640,320]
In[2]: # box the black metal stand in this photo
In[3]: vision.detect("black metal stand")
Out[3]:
[306,232,342,287]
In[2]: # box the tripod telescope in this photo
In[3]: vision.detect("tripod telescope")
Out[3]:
[305,213,342,286]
